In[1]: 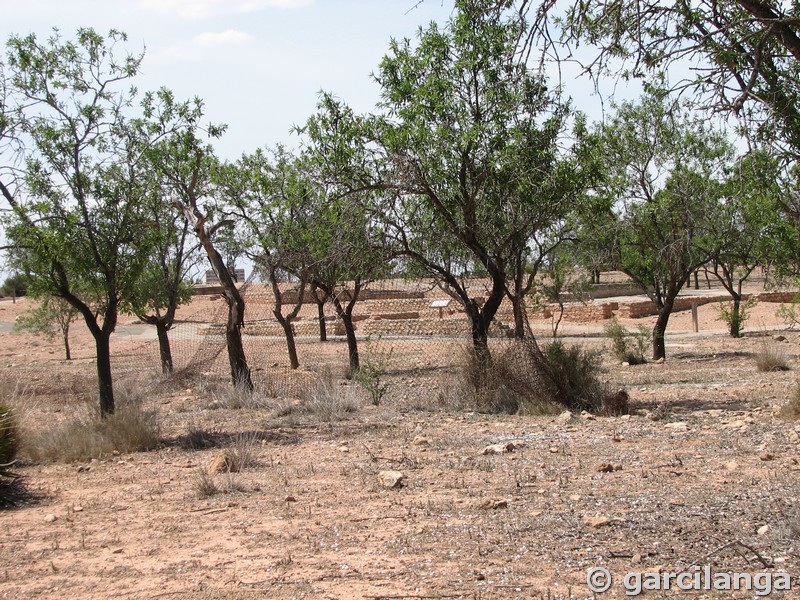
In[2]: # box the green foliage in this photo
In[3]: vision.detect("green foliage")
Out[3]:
[355,337,393,406]
[604,318,650,364]
[540,340,607,413]
[715,297,756,338]
[1,273,28,297]
[777,294,800,329]
[14,295,79,339]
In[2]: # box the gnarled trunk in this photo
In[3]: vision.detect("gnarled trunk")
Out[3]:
[155,321,174,374]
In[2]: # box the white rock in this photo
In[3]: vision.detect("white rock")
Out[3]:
[378,470,405,489]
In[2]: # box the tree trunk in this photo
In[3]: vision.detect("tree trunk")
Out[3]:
[729,295,743,338]
[340,312,359,374]
[225,293,252,389]
[316,297,327,342]
[95,331,115,416]
[467,300,492,365]
[652,302,673,361]
[694,270,700,290]
[510,294,527,339]
[63,323,71,361]
[276,314,299,369]
[155,321,174,374]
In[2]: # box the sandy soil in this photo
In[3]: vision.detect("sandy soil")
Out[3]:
[2,284,800,599]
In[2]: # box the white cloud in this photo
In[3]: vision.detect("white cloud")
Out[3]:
[156,29,254,62]
[138,0,313,20]
[193,29,253,47]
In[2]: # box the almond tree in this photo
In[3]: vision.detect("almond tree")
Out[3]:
[1,29,154,414]
[595,90,732,359]
[145,99,254,390]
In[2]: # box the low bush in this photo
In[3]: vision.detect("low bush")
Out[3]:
[755,339,790,373]
[22,384,160,463]
[604,318,650,364]
[453,339,608,415]
[539,340,608,414]
[301,368,361,421]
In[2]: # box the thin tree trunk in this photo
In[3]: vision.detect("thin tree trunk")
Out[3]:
[329,287,360,374]
[341,312,359,374]
[95,332,114,416]
[63,323,71,361]
[155,321,174,374]
[316,297,327,342]
[278,317,300,369]
[652,302,673,361]
[730,294,742,338]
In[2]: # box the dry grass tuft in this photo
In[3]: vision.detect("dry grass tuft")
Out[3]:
[274,367,361,423]
[193,467,220,498]
[780,379,800,420]
[21,378,160,463]
[755,339,790,372]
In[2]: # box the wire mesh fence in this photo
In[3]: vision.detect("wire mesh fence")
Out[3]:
[111,276,534,401]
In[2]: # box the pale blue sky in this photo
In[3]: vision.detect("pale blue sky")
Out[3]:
[1,0,462,160]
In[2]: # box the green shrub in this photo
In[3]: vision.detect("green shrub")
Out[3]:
[355,337,392,406]
[455,339,609,415]
[716,297,756,338]
[540,340,608,413]
[604,318,650,364]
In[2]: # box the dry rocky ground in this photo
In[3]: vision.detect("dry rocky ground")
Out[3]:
[2,286,800,599]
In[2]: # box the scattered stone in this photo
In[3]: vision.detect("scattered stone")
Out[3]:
[655,357,665,364]
[412,436,430,446]
[760,453,775,462]
[378,470,405,489]
[44,514,58,523]
[284,496,297,503]
[549,447,559,454]
[482,442,515,455]
[632,553,642,565]
[774,335,788,342]
[478,499,508,510]
[207,451,239,474]
[72,506,84,513]
[77,465,91,473]
[583,515,612,528]
[112,548,124,554]
[664,422,689,432]
[758,525,770,536]
[337,445,350,453]
[580,410,596,421]
[569,494,581,502]
[597,463,615,473]
[724,460,739,472]
[621,361,630,367]
[557,410,572,423]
